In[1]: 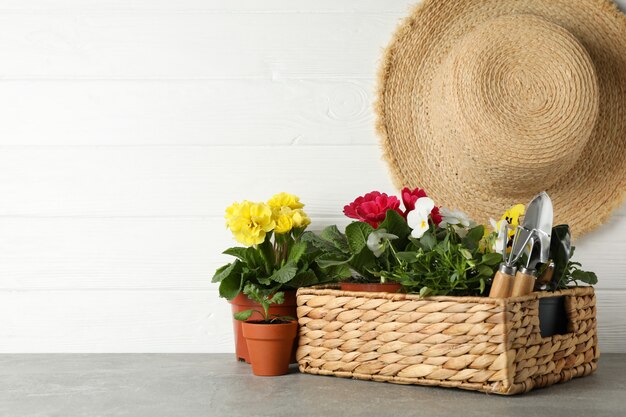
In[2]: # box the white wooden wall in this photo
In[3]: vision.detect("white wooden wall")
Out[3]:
[1,0,625,353]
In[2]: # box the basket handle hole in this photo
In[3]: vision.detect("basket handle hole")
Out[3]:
[538,296,570,337]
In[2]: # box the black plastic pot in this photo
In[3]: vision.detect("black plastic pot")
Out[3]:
[538,296,568,337]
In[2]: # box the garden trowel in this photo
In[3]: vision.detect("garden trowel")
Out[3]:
[509,192,553,296]
[489,192,553,298]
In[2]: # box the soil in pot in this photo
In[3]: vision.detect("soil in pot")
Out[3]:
[242,320,298,376]
[340,282,402,293]
[229,290,297,363]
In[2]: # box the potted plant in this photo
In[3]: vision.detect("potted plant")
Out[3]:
[211,192,341,362]
[234,283,297,376]
[303,187,501,294]
[535,224,598,336]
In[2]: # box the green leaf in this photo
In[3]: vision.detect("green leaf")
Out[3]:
[287,241,307,264]
[318,264,351,282]
[481,253,502,266]
[406,238,422,251]
[345,221,374,254]
[218,262,243,300]
[268,261,298,283]
[243,247,266,270]
[222,247,247,261]
[420,232,436,250]
[233,309,255,321]
[321,225,350,253]
[291,226,306,239]
[465,225,485,244]
[316,252,350,268]
[347,247,378,279]
[378,210,411,243]
[396,251,418,263]
[571,269,598,285]
[549,224,572,289]
[222,247,267,271]
[459,248,473,260]
[242,282,262,303]
[301,231,344,255]
[211,263,234,283]
[211,260,242,282]
[287,270,318,288]
[269,291,285,305]
[419,286,432,298]
[479,278,486,294]
[477,264,494,277]
[257,277,272,285]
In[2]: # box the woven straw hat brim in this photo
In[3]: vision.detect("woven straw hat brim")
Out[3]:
[376,0,626,237]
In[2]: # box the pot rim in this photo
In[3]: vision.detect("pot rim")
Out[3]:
[241,319,297,327]
[228,290,297,306]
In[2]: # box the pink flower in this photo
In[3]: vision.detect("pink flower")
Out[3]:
[343,191,402,228]
[401,187,442,225]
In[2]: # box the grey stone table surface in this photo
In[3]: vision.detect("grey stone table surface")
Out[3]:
[1,354,624,417]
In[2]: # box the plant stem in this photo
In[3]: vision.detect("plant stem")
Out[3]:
[262,301,270,322]
[388,242,402,266]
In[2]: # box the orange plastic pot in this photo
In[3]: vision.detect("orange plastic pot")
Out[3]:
[228,290,297,363]
[340,282,402,293]
[242,320,298,376]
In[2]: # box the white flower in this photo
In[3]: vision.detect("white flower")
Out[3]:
[407,197,435,239]
[366,228,398,257]
[413,197,435,216]
[494,219,509,254]
[439,207,474,228]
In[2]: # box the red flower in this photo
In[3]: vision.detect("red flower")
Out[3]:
[429,206,443,226]
[401,187,442,225]
[343,191,402,228]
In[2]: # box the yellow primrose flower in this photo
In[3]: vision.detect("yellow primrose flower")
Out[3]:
[267,192,304,210]
[291,209,311,228]
[273,207,294,234]
[225,200,275,246]
[225,201,244,229]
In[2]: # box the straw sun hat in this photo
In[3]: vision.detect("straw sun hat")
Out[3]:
[376,0,626,237]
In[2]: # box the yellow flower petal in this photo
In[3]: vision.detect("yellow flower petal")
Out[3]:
[267,192,304,210]
[225,200,275,246]
[274,207,294,234]
[291,209,311,228]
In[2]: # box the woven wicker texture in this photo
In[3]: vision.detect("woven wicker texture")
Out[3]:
[376,0,626,237]
[296,286,597,395]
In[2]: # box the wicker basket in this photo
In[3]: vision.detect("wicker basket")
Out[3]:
[296,285,598,395]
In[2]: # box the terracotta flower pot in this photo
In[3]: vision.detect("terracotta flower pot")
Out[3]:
[242,320,298,376]
[339,282,403,293]
[228,290,297,363]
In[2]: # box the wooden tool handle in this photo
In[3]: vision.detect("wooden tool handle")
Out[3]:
[535,262,554,290]
[489,270,514,298]
[511,270,536,297]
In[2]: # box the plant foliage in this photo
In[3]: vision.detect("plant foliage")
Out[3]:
[305,210,501,296]
[233,283,294,323]
[211,229,344,300]
[547,225,597,289]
